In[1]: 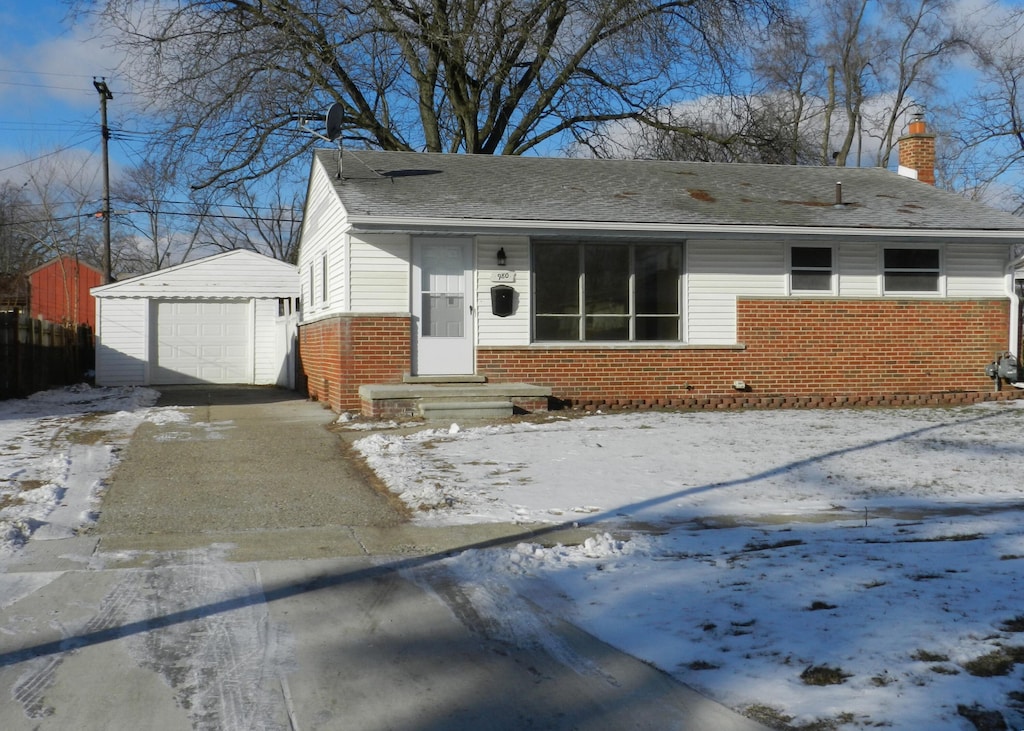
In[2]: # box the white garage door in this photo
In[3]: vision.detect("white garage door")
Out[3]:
[152,300,252,384]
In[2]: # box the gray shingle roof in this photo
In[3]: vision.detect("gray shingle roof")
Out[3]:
[315,149,1024,233]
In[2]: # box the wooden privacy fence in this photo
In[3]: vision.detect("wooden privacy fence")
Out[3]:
[0,311,95,400]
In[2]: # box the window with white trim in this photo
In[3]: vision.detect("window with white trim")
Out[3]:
[883,248,940,293]
[321,253,329,304]
[533,242,682,341]
[790,246,834,292]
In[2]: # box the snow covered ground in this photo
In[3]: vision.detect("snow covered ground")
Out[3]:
[351,403,1024,730]
[0,385,184,553]
[2,386,1024,729]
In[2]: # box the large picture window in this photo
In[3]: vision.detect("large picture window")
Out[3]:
[533,242,682,341]
[884,248,940,293]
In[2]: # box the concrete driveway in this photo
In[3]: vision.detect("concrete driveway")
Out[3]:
[0,386,770,731]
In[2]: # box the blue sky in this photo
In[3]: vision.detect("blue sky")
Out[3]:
[0,0,132,183]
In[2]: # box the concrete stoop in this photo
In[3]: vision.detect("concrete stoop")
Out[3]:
[359,378,552,419]
[418,399,514,420]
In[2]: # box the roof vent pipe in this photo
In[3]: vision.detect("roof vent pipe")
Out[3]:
[834,181,843,207]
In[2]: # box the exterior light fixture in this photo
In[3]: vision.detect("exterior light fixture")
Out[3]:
[497,247,507,266]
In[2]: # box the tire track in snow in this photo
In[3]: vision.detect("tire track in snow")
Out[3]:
[124,549,293,731]
[11,570,144,719]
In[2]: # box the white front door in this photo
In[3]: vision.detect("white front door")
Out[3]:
[412,238,474,375]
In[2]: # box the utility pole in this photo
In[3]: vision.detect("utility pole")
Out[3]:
[93,77,113,284]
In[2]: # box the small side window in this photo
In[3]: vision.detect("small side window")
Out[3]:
[321,254,329,304]
[791,246,833,292]
[884,248,939,292]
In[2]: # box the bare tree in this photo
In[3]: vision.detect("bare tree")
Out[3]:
[957,2,1024,205]
[82,0,780,188]
[16,158,107,270]
[864,0,964,168]
[819,0,875,167]
[752,14,821,164]
[618,94,821,164]
[116,160,209,271]
[0,182,47,278]
[203,172,304,264]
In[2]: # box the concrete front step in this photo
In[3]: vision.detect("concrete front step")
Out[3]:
[418,399,514,420]
[359,382,552,418]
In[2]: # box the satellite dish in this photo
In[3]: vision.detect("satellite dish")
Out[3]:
[325,102,344,142]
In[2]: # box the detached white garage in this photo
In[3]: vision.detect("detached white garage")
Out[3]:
[92,250,299,388]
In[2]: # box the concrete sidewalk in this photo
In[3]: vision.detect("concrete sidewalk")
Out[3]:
[0,386,770,731]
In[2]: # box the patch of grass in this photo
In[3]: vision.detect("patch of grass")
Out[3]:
[962,646,1024,677]
[728,619,756,636]
[806,600,837,611]
[906,533,984,543]
[687,659,719,671]
[740,538,805,553]
[66,429,113,445]
[911,649,949,662]
[742,704,793,729]
[999,615,1024,633]
[800,664,850,686]
[957,704,1008,731]
[930,665,960,675]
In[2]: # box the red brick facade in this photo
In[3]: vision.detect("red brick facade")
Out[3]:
[299,314,411,412]
[477,298,1014,409]
[301,299,1019,414]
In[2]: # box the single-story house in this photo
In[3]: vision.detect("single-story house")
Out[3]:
[29,255,103,328]
[295,119,1024,416]
[92,250,299,388]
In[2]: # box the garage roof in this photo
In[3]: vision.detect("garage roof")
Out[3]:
[92,250,298,299]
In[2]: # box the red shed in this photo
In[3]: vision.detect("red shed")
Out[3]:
[29,256,103,328]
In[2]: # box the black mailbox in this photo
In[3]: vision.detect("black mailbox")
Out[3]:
[490,285,515,317]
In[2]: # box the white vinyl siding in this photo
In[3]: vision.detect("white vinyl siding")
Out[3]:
[297,157,349,315]
[686,240,784,344]
[837,243,880,297]
[94,298,148,386]
[92,250,298,387]
[946,244,1010,297]
[254,298,287,384]
[349,234,410,311]
[477,236,530,346]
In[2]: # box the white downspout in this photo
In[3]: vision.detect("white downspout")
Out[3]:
[1006,253,1024,386]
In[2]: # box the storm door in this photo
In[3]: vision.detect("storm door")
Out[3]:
[412,238,474,375]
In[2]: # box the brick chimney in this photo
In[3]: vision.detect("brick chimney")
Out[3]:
[897,112,936,185]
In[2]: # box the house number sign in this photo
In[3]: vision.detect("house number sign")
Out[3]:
[490,271,516,283]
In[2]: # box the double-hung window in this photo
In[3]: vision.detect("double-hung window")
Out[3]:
[883,248,940,293]
[533,242,682,342]
[790,246,834,292]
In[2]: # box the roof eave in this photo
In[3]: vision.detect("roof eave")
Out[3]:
[345,215,1024,243]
